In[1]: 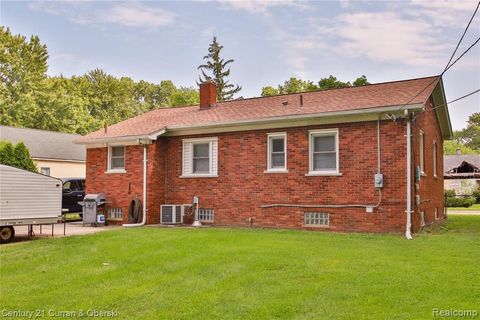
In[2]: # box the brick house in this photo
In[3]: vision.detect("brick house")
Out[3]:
[76,76,452,236]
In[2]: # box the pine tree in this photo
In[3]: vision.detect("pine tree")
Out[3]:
[0,141,37,172]
[198,37,241,101]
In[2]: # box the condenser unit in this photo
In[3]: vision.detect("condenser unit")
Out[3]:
[160,205,184,224]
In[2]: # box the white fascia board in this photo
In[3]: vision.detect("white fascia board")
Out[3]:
[166,104,424,135]
[78,128,166,146]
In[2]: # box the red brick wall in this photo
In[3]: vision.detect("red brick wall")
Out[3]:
[411,98,445,230]
[86,143,164,225]
[85,112,445,233]
[164,120,409,233]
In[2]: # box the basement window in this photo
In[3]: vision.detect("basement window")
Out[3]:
[304,212,329,226]
[40,167,51,176]
[107,207,123,221]
[198,208,214,222]
[107,145,125,172]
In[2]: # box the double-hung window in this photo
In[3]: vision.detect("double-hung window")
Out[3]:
[308,129,339,175]
[108,145,125,172]
[433,141,438,177]
[182,137,218,177]
[266,133,287,172]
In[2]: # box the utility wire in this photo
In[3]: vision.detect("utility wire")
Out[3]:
[398,1,480,112]
[415,88,480,117]
[444,36,480,72]
[443,1,480,70]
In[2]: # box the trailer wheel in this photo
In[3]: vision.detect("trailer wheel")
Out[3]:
[0,226,15,244]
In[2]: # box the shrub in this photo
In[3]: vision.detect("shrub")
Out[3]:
[472,187,480,204]
[446,196,476,208]
[444,189,456,198]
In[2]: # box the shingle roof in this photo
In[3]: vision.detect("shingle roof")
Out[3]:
[444,154,480,173]
[0,126,86,161]
[77,76,440,143]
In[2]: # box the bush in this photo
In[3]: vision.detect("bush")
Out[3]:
[472,188,480,204]
[446,196,476,208]
[445,189,456,198]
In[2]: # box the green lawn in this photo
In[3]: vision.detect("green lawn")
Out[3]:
[1,216,479,319]
[448,203,480,211]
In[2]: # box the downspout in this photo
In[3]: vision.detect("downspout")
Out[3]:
[405,115,413,240]
[123,143,147,227]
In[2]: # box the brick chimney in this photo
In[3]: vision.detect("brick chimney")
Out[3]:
[199,80,217,110]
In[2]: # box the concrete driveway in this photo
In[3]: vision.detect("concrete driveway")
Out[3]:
[4,222,120,245]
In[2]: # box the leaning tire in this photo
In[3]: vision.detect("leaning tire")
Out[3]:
[0,226,15,244]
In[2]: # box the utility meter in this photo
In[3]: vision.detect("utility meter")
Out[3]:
[374,173,384,188]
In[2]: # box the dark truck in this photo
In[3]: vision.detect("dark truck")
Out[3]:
[62,178,85,217]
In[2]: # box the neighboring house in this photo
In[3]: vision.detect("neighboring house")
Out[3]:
[0,126,86,178]
[76,76,452,235]
[444,153,480,195]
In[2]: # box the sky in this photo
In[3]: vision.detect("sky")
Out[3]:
[1,0,479,130]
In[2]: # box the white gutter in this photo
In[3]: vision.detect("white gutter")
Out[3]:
[123,143,147,227]
[405,115,413,240]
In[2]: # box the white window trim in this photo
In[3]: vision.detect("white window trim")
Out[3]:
[265,132,288,173]
[419,130,425,176]
[307,128,340,176]
[106,145,126,174]
[433,140,438,178]
[181,137,218,178]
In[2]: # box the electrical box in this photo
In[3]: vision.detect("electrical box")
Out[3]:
[374,173,384,188]
[366,206,374,213]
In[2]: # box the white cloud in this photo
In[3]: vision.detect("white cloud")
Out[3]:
[215,0,308,14]
[29,1,175,29]
[333,12,447,66]
[101,3,175,28]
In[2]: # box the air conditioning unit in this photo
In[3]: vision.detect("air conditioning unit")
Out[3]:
[161,205,184,224]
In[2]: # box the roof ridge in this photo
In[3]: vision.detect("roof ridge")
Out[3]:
[215,75,441,105]
[127,75,441,117]
[0,125,81,136]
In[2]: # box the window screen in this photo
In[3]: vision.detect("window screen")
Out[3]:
[193,143,210,173]
[110,146,125,169]
[269,135,286,169]
[312,135,336,171]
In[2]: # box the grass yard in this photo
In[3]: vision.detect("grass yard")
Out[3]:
[1,216,479,319]
[448,203,480,211]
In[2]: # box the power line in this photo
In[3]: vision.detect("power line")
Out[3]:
[398,1,480,112]
[448,89,480,105]
[444,36,480,73]
[416,88,480,116]
[444,1,480,70]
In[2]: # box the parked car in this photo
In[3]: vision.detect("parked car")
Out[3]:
[62,178,85,217]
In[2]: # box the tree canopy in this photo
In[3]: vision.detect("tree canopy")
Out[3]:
[261,75,370,96]
[0,27,200,135]
[198,37,241,101]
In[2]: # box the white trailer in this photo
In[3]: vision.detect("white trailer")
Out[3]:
[0,164,62,243]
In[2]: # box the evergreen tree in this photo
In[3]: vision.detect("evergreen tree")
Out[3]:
[0,141,37,172]
[198,37,241,101]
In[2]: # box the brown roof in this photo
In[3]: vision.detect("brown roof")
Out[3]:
[77,76,440,143]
